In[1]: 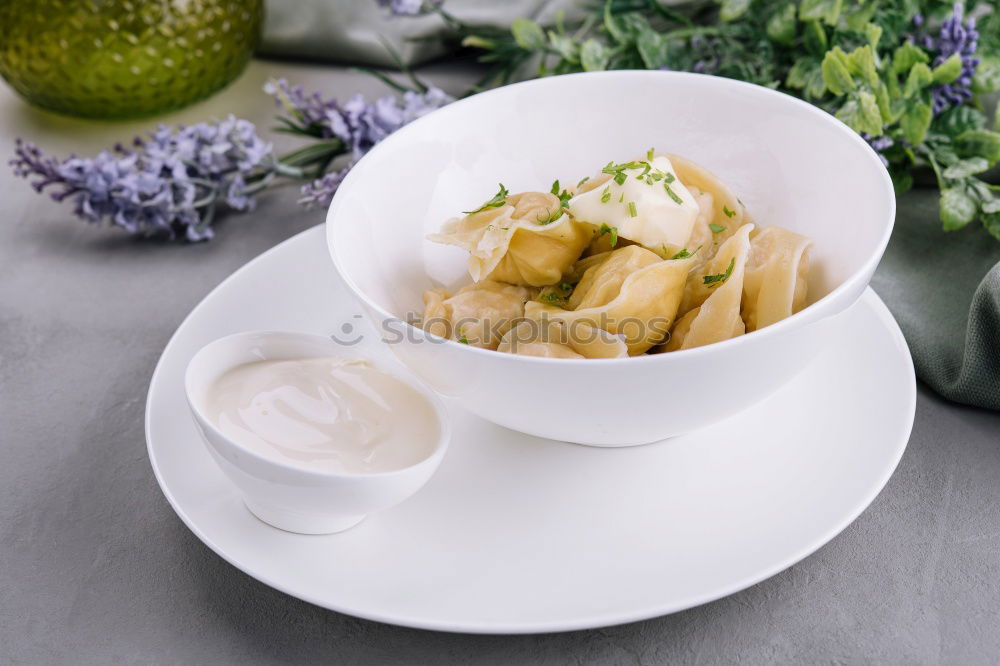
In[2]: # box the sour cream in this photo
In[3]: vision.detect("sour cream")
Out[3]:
[204,357,439,474]
[568,155,700,251]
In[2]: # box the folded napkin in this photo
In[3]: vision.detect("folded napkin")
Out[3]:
[872,186,1000,411]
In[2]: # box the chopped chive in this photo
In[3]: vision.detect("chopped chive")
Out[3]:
[463,184,509,214]
[723,205,736,218]
[577,176,590,188]
[703,257,736,287]
[599,223,618,247]
[664,183,683,204]
[709,223,726,233]
[600,186,611,203]
[613,172,627,185]
[664,172,676,183]
[458,335,469,344]
[669,244,702,260]
[628,201,638,217]
[618,193,625,203]
[647,147,655,160]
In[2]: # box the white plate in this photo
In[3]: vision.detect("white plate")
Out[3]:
[145,225,915,634]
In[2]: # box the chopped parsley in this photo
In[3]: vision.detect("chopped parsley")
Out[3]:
[463,184,508,214]
[703,257,736,287]
[599,223,619,247]
[536,208,564,225]
[663,183,684,205]
[541,291,565,304]
[602,160,644,186]
[628,201,638,217]
[458,335,469,344]
[709,223,726,233]
[669,245,702,260]
[550,180,572,208]
[558,281,576,292]
[600,186,611,203]
[723,205,736,218]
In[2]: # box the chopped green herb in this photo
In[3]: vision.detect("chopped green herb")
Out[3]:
[602,160,644,186]
[709,223,726,233]
[577,176,590,188]
[647,147,655,160]
[722,205,736,218]
[628,201,638,217]
[536,208,564,225]
[618,193,624,203]
[703,257,736,287]
[550,180,560,195]
[669,245,703,260]
[463,184,509,214]
[541,291,565,303]
[458,335,469,344]
[600,186,611,203]
[664,172,676,183]
[663,183,684,204]
[613,172,627,186]
[599,223,619,247]
[558,281,575,292]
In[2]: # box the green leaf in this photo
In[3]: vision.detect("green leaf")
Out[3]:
[636,28,666,69]
[847,45,879,88]
[548,32,579,62]
[931,53,963,85]
[863,22,882,49]
[580,39,610,72]
[799,0,842,25]
[892,41,928,75]
[836,91,883,136]
[973,55,1000,94]
[822,48,855,95]
[874,80,892,121]
[904,62,934,98]
[766,3,797,46]
[943,158,991,179]
[786,58,816,88]
[890,169,913,195]
[940,187,977,231]
[511,18,546,51]
[932,106,987,137]
[720,0,753,22]
[900,101,933,145]
[955,130,1000,163]
[803,20,828,56]
[983,211,1000,242]
[846,2,878,31]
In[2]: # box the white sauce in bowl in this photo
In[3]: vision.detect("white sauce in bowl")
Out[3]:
[204,357,439,474]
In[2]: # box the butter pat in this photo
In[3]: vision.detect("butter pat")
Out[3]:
[568,155,700,251]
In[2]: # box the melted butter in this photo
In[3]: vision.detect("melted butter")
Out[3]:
[205,357,439,474]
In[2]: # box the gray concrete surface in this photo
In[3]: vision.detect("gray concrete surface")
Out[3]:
[2,60,999,665]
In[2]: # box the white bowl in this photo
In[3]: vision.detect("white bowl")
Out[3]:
[184,331,450,534]
[326,71,895,446]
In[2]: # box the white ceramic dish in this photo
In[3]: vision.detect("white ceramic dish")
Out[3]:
[145,226,915,633]
[326,71,896,446]
[184,331,450,535]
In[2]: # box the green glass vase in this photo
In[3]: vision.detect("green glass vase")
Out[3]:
[0,0,263,119]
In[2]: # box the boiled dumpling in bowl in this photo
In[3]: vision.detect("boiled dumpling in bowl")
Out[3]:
[526,245,695,355]
[498,319,628,359]
[660,223,753,351]
[742,227,812,332]
[421,280,534,350]
[427,188,592,287]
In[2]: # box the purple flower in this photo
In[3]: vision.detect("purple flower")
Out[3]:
[376,0,441,17]
[265,79,339,133]
[925,3,980,114]
[862,132,894,168]
[299,168,349,209]
[9,116,273,241]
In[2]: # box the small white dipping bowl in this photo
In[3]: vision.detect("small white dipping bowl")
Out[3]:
[184,331,450,534]
[326,71,895,447]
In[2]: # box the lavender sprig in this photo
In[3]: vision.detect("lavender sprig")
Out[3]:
[267,78,453,208]
[10,116,273,241]
[918,4,980,115]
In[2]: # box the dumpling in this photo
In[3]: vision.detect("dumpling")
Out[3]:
[420,280,533,350]
[667,153,753,256]
[567,155,701,254]
[498,319,628,359]
[525,245,695,355]
[742,226,812,331]
[428,190,592,287]
[659,223,753,351]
